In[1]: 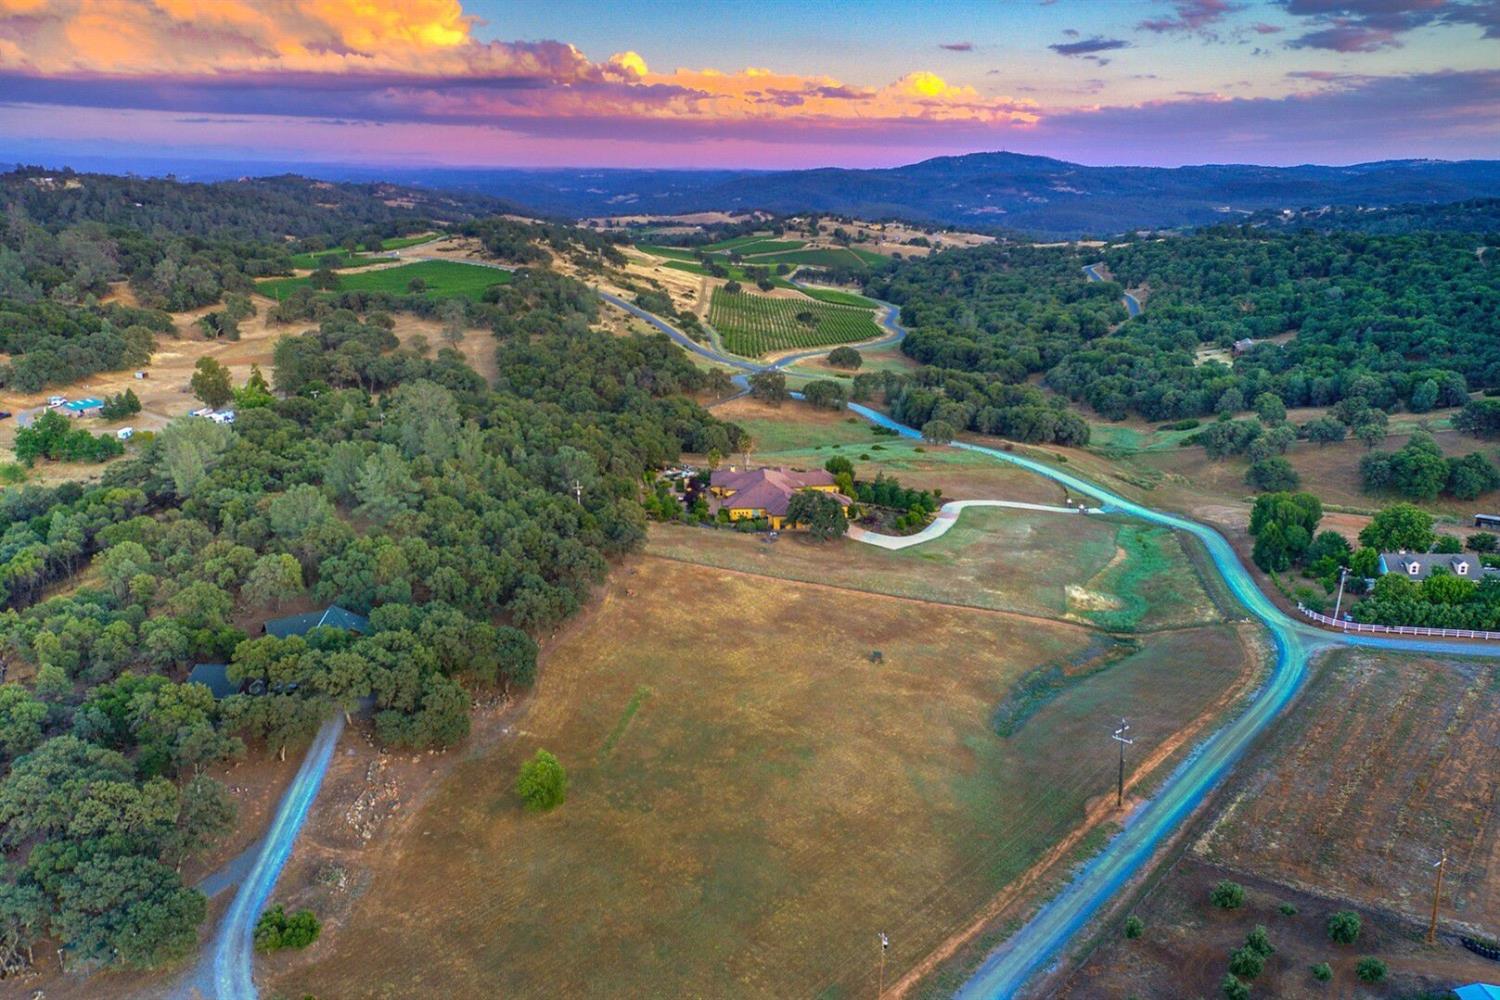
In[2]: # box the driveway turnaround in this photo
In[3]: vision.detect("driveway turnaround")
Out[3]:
[848,499,1100,551]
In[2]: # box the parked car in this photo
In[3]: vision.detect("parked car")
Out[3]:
[47,395,66,407]
[0,411,11,420]
[116,427,134,441]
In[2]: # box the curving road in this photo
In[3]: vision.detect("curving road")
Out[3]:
[1083,262,1141,317]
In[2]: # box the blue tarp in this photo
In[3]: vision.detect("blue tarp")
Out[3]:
[1455,984,1500,1000]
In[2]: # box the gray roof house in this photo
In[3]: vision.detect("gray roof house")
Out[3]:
[1378,552,1495,582]
[187,662,238,699]
[264,605,370,639]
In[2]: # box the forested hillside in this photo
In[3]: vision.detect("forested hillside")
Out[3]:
[0,173,745,977]
[876,227,1500,423]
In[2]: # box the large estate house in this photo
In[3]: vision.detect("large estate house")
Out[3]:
[708,467,851,531]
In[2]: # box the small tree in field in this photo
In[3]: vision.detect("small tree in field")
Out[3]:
[1354,956,1386,983]
[517,749,567,811]
[1310,961,1331,982]
[1221,972,1250,1000]
[1228,946,1264,979]
[254,905,321,952]
[1245,925,1275,957]
[191,357,234,408]
[1326,910,1361,944]
[1123,915,1144,939]
[1210,879,1246,909]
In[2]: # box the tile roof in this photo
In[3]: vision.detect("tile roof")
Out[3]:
[710,467,848,517]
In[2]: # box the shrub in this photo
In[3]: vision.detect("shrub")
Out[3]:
[1468,532,1498,553]
[1278,902,1298,916]
[254,905,321,952]
[1326,910,1361,945]
[1221,972,1251,1000]
[1123,915,1144,939]
[516,749,568,811]
[1310,961,1332,982]
[1354,956,1386,983]
[1210,879,1246,909]
[1228,945,1265,979]
[1245,925,1275,957]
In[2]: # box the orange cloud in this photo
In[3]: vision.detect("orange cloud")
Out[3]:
[0,0,1037,129]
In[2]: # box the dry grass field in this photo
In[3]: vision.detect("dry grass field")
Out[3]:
[1199,648,1500,932]
[273,556,1254,1000]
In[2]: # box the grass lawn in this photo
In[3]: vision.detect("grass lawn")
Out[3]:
[256,259,510,302]
[278,557,1250,1000]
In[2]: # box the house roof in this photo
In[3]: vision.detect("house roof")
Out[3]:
[1455,985,1500,1000]
[187,662,237,699]
[1379,552,1492,581]
[711,467,835,493]
[712,467,848,517]
[264,605,370,639]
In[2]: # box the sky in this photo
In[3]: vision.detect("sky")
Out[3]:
[0,0,1497,170]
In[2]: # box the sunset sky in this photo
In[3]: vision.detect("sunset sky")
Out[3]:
[1,0,1497,169]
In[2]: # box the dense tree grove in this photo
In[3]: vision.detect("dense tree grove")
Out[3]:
[873,228,1499,422]
[0,250,743,973]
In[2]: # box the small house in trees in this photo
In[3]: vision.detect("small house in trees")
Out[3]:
[264,605,370,639]
[1231,338,1256,356]
[707,467,851,530]
[187,662,238,699]
[1378,552,1495,581]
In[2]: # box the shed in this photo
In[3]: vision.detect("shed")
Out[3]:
[1454,985,1500,1000]
[186,662,237,699]
[264,605,370,639]
[1475,513,1500,529]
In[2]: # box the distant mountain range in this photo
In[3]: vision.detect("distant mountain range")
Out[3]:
[7,149,1500,238]
[349,152,1500,237]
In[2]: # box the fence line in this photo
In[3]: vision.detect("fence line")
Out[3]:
[1297,604,1500,642]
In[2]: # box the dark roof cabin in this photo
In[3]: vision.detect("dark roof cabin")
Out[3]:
[187,662,237,699]
[264,605,370,639]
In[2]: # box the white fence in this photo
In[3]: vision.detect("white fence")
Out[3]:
[1297,605,1500,642]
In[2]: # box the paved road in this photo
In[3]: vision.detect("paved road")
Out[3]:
[172,716,345,1000]
[842,403,1500,998]
[849,499,1101,551]
[1083,262,1141,317]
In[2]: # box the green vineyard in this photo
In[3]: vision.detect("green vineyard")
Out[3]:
[708,289,883,356]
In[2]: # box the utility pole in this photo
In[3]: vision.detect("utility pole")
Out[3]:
[572,480,583,505]
[1428,850,1447,945]
[877,931,889,999]
[1333,565,1350,620]
[1112,718,1134,808]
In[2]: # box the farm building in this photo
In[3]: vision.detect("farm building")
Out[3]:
[1231,338,1256,356]
[708,467,850,530]
[1454,985,1500,1000]
[1378,552,1497,581]
[62,397,103,416]
[264,605,370,639]
[1474,513,1500,529]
